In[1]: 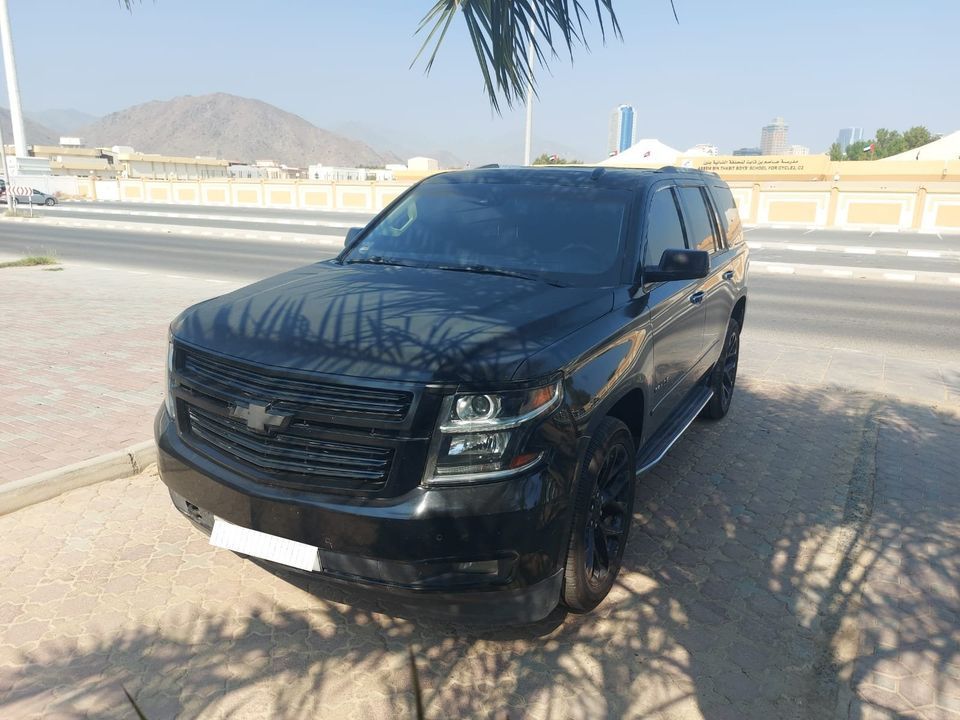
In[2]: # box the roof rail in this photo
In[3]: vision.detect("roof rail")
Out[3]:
[476,163,500,169]
[656,165,720,177]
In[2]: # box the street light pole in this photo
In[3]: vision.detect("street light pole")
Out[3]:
[523,34,535,166]
[0,0,28,158]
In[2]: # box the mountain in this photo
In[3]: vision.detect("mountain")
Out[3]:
[0,107,59,146]
[26,108,99,135]
[78,93,388,167]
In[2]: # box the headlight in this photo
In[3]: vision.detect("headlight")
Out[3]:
[164,334,176,420]
[427,380,562,483]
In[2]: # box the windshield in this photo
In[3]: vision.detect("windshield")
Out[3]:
[343,180,631,287]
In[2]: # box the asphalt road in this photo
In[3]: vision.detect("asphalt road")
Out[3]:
[58,200,377,226]
[44,202,375,237]
[3,219,959,365]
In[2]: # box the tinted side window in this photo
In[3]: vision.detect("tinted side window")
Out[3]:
[643,188,686,268]
[710,185,744,245]
[677,186,718,253]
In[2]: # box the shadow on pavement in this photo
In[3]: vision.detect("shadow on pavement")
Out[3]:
[1,381,958,719]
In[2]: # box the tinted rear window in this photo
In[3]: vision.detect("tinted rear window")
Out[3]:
[677,186,719,253]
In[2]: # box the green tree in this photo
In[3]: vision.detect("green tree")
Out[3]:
[828,142,843,161]
[903,126,937,151]
[532,153,582,165]
[844,140,871,161]
[874,128,905,159]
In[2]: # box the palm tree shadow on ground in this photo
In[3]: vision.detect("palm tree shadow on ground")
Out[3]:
[2,383,957,719]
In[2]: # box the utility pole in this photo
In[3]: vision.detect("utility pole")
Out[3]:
[522,34,534,166]
[0,120,15,214]
[0,0,28,159]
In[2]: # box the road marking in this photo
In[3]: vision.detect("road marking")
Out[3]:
[802,228,817,235]
[747,242,763,249]
[764,265,796,274]
[244,233,257,239]
[786,243,818,252]
[845,247,877,254]
[268,234,282,240]
[165,274,188,279]
[907,249,941,258]
[883,272,916,282]
[204,278,230,284]
[179,229,191,235]
[869,230,876,237]
[949,276,960,285]
[823,269,854,277]
[200,231,213,236]
[127,270,148,275]
[94,266,112,271]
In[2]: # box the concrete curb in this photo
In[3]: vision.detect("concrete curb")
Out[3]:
[750,260,960,286]
[0,440,156,516]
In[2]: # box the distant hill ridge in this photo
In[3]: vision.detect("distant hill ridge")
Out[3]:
[77,93,389,167]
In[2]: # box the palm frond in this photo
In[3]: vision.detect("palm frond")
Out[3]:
[414,1,681,113]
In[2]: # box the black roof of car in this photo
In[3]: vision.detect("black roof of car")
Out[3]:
[425,165,721,191]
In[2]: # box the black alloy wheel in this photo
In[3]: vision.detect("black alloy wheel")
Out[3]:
[562,417,636,612]
[703,317,741,420]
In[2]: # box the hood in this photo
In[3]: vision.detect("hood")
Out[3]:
[173,261,614,384]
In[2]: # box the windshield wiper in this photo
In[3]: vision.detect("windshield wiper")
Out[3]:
[345,255,415,268]
[433,264,566,287]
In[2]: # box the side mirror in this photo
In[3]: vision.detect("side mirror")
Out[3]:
[644,249,710,283]
[344,227,363,248]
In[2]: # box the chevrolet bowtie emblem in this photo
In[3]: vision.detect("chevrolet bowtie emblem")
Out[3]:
[230,402,289,433]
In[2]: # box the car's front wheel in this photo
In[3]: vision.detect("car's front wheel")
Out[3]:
[703,317,740,420]
[44,197,55,206]
[561,417,636,612]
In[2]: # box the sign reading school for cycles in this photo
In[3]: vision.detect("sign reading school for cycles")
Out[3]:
[684,155,831,177]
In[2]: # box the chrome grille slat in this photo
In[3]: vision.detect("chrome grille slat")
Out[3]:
[180,349,412,421]
[187,407,392,486]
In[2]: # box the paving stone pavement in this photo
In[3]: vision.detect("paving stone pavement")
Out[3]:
[1,378,957,719]
[0,263,241,484]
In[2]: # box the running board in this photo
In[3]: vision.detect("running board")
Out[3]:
[635,387,714,475]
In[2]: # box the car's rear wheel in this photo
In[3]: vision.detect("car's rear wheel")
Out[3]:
[561,417,636,612]
[703,317,740,420]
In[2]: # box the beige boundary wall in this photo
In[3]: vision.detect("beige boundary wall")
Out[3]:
[727,181,960,232]
[78,174,960,233]
[86,178,410,214]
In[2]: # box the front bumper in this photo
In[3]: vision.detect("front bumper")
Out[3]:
[155,408,573,623]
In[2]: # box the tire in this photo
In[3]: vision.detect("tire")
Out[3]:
[561,417,636,612]
[703,317,741,420]
[44,197,55,206]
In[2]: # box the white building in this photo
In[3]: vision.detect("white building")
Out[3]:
[788,145,810,156]
[407,156,440,172]
[307,164,394,182]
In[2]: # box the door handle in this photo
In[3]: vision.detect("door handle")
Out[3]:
[722,270,734,281]
[689,291,705,305]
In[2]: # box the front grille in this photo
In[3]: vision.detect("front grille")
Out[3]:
[187,405,394,491]
[180,348,412,423]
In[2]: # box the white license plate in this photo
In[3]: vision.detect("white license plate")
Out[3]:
[210,517,321,572]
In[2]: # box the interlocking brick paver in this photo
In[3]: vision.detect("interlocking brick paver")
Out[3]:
[0,264,240,485]
[0,379,956,719]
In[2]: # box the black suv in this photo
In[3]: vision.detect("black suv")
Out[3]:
[156,166,748,623]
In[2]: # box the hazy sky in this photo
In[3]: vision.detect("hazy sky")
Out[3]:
[5,0,959,162]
